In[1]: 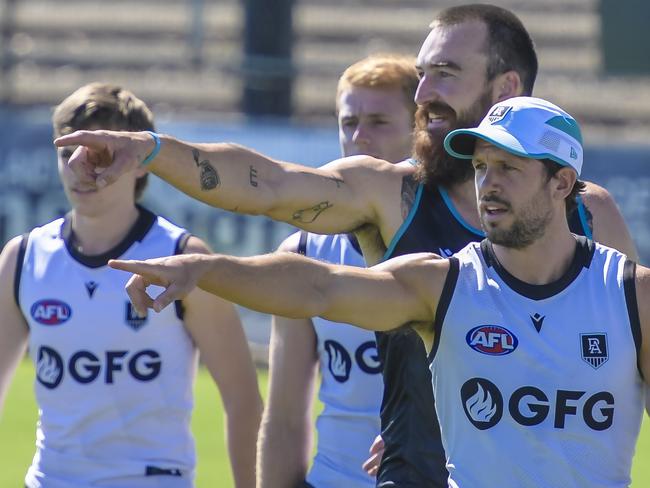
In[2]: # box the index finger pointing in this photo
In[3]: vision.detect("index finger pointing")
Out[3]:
[55,130,108,150]
[109,259,154,275]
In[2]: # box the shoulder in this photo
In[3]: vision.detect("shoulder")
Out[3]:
[276,231,304,253]
[323,155,416,186]
[181,235,212,255]
[581,181,615,208]
[374,252,450,286]
[0,235,26,279]
[580,181,637,259]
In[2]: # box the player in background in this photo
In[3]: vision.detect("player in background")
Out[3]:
[54,5,638,486]
[111,96,650,488]
[257,54,418,488]
[0,83,262,488]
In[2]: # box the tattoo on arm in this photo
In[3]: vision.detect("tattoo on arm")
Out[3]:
[292,202,333,223]
[327,176,344,188]
[249,166,258,187]
[192,149,220,191]
[298,171,344,188]
[400,175,419,220]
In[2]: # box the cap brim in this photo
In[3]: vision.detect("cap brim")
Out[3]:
[444,126,528,160]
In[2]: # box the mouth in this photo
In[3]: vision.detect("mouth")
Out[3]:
[480,201,510,221]
[427,112,449,131]
[71,187,98,195]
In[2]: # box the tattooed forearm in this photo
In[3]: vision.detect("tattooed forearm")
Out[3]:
[192,149,220,191]
[292,201,333,223]
[249,166,258,187]
[400,175,419,220]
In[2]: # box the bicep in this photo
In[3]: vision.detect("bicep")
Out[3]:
[318,253,440,332]
[263,157,383,234]
[637,266,650,384]
[0,237,30,407]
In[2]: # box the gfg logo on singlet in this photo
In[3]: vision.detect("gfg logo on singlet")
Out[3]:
[36,346,162,389]
[461,377,614,431]
[324,340,381,383]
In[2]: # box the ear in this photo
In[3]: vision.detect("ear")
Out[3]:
[550,166,577,201]
[134,165,148,178]
[491,70,523,103]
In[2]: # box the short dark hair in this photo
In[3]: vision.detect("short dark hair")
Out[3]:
[540,158,586,215]
[432,4,538,95]
[52,82,155,200]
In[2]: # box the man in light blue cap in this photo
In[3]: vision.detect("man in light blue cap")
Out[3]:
[109,96,649,488]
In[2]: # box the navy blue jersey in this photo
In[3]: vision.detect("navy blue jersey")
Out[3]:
[376,184,591,488]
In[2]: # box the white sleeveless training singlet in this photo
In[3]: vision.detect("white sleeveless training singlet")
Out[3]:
[430,238,644,488]
[289,232,382,488]
[18,210,198,488]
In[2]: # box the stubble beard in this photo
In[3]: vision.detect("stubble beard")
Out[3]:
[482,189,554,250]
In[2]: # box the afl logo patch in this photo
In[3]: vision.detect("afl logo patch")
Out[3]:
[31,299,72,325]
[466,325,518,356]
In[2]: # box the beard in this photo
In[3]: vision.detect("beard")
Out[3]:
[481,190,554,250]
[414,87,494,188]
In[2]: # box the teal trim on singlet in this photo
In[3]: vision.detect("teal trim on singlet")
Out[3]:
[439,187,484,236]
[382,183,424,261]
[575,195,593,240]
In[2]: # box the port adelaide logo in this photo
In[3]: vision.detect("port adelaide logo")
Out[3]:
[580,333,608,369]
[466,325,518,356]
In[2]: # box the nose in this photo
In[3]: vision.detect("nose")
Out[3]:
[414,75,436,106]
[476,165,501,197]
[352,124,369,145]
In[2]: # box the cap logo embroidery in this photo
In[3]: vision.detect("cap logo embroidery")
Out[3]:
[488,105,512,123]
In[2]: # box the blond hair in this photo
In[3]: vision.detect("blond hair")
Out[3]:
[336,54,419,117]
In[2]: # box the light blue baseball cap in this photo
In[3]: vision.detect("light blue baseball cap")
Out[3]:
[444,96,583,175]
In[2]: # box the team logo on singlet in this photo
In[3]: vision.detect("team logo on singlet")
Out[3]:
[125,302,148,331]
[324,340,352,383]
[461,378,503,430]
[580,333,609,369]
[466,325,518,356]
[36,346,64,389]
[31,299,72,326]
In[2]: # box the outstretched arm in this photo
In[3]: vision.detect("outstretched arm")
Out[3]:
[54,130,406,235]
[180,237,262,488]
[109,250,444,334]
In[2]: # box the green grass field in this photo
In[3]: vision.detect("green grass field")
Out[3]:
[2,360,649,487]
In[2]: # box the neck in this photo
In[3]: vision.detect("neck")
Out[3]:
[70,204,141,256]
[490,217,577,285]
[445,178,482,229]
